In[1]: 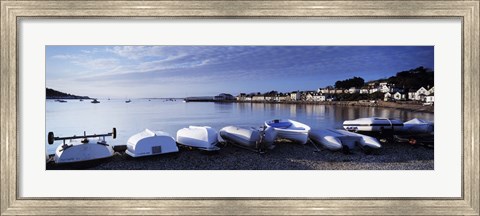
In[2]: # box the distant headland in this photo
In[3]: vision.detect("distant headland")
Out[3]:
[46,88,90,99]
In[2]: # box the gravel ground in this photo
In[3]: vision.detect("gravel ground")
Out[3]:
[47,139,433,170]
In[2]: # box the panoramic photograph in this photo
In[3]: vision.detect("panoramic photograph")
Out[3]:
[45,46,434,170]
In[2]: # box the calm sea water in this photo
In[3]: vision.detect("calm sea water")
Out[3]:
[46,99,434,154]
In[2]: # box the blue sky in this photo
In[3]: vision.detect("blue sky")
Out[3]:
[46,46,434,98]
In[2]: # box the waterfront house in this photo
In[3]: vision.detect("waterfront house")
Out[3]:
[369,87,379,94]
[290,91,300,101]
[317,88,329,94]
[414,87,429,101]
[313,93,326,102]
[335,89,344,94]
[264,94,275,102]
[379,83,391,93]
[416,87,429,95]
[306,92,324,101]
[305,92,314,101]
[428,86,435,94]
[384,92,392,101]
[275,93,288,102]
[359,87,369,94]
[408,91,416,100]
[425,94,435,103]
[252,94,265,101]
[393,92,406,101]
[368,82,377,88]
[236,93,247,101]
[348,87,360,94]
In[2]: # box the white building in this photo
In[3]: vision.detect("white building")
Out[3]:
[348,87,360,94]
[415,87,429,101]
[393,92,405,100]
[359,88,369,94]
[384,92,392,101]
[428,86,435,95]
[369,88,379,94]
[425,94,435,103]
[290,91,300,101]
[252,95,264,101]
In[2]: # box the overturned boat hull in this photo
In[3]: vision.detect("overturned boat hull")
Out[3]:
[309,129,381,152]
[309,129,344,151]
[126,129,178,157]
[54,139,114,164]
[176,126,219,151]
[219,126,277,152]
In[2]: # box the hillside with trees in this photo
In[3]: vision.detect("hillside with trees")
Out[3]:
[331,66,433,91]
[384,66,434,90]
[46,88,90,99]
[334,77,365,89]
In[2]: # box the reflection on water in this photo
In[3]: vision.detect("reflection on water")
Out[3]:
[46,99,434,154]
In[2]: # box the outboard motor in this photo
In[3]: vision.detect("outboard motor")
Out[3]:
[261,126,277,149]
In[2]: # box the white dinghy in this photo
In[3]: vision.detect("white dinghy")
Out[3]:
[309,129,381,153]
[334,129,382,150]
[219,126,277,152]
[308,129,344,151]
[264,119,311,144]
[126,129,178,157]
[343,117,403,132]
[176,126,220,151]
[47,128,116,164]
[401,118,434,134]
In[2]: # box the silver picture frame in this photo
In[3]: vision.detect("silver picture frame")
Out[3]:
[1,1,478,215]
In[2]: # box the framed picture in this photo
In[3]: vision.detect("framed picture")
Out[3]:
[1,0,478,215]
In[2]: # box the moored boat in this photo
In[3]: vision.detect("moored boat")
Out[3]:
[176,126,220,151]
[91,99,100,103]
[343,117,403,132]
[47,128,116,164]
[264,119,311,144]
[126,129,178,157]
[219,126,277,152]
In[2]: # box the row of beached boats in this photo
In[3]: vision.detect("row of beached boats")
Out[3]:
[46,117,433,165]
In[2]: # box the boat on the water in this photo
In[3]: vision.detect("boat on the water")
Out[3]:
[126,129,178,157]
[343,117,403,132]
[219,126,277,152]
[91,99,100,103]
[176,126,220,151]
[309,129,381,153]
[55,99,67,103]
[125,99,131,103]
[401,118,434,134]
[264,119,311,144]
[47,128,116,164]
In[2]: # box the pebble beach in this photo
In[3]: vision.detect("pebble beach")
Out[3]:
[47,139,433,170]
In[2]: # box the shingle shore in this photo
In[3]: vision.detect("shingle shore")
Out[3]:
[47,140,433,170]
